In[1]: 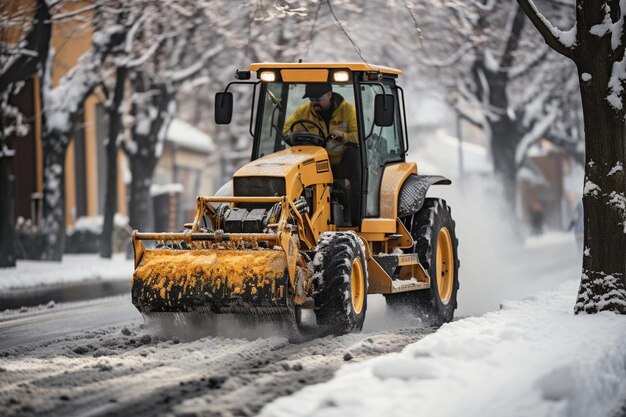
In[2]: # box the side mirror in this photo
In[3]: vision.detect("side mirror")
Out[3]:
[374,94,394,127]
[215,92,233,125]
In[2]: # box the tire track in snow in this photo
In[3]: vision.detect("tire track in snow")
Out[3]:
[0,306,431,417]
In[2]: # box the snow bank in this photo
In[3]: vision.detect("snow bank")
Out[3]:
[166,118,215,153]
[67,213,129,234]
[261,280,626,417]
[0,254,133,292]
[150,182,184,197]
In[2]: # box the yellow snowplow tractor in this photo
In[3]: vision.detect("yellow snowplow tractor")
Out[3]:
[131,63,459,334]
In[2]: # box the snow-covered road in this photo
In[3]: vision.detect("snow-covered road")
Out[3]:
[0,294,432,417]
[0,296,140,350]
[0,229,585,417]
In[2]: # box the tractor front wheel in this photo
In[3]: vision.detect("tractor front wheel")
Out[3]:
[313,232,368,334]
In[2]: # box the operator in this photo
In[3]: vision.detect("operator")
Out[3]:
[283,83,357,164]
[283,83,361,225]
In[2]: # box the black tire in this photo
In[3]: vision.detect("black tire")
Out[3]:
[386,198,459,326]
[313,232,368,334]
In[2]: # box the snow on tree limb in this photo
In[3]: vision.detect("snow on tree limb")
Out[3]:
[469,0,497,12]
[44,24,125,134]
[0,0,51,91]
[509,46,550,79]
[450,80,486,128]
[126,37,164,69]
[50,4,97,21]
[417,42,473,68]
[516,0,577,59]
[167,44,224,84]
[124,14,146,55]
[515,104,559,167]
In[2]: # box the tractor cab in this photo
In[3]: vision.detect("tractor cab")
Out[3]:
[215,63,410,228]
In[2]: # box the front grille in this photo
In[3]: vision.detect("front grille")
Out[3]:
[233,176,285,209]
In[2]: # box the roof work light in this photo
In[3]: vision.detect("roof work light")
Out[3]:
[332,71,350,82]
[259,71,276,82]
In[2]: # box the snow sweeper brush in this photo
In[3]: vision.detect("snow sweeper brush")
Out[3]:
[131,196,298,315]
[132,249,290,313]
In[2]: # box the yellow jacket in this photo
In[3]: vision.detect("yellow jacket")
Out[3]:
[283,94,358,164]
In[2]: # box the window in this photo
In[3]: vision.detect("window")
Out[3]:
[254,82,357,159]
[360,81,403,217]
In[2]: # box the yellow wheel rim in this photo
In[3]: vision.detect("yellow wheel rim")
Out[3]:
[436,227,454,305]
[350,258,365,315]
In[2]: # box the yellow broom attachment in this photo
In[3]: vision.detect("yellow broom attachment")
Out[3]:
[131,249,290,314]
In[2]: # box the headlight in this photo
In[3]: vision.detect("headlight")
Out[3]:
[260,71,276,82]
[333,71,350,82]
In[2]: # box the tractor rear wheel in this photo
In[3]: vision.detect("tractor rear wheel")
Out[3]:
[313,232,368,334]
[386,198,459,326]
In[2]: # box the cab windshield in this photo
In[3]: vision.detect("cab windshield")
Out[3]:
[254,82,356,159]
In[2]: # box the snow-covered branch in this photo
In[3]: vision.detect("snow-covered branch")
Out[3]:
[509,45,549,79]
[44,24,125,134]
[418,42,473,68]
[50,4,97,21]
[0,0,51,92]
[516,0,576,59]
[470,0,497,12]
[126,36,163,69]
[515,103,559,167]
[167,44,224,84]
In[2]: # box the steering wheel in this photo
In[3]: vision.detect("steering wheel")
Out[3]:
[284,119,328,147]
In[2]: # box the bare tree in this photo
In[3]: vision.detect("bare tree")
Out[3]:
[0,0,51,267]
[119,0,319,234]
[40,7,126,261]
[99,11,165,258]
[404,0,582,205]
[518,0,626,314]
[118,0,227,233]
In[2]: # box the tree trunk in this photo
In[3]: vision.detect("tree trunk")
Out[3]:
[470,4,527,209]
[574,58,626,313]
[100,66,127,258]
[516,0,626,315]
[41,133,68,261]
[126,74,174,232]
[128,158,154,232]
[0,135,16,267]
[478,58,521,207]
[490,115,520,206]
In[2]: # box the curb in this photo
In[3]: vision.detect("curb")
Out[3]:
[0,279,130,310]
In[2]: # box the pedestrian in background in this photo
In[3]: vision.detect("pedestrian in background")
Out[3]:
[569,199,584,252]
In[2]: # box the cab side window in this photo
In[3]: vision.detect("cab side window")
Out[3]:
[360,81,403,217]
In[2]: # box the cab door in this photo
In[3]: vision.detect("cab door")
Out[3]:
[359,80,405,218]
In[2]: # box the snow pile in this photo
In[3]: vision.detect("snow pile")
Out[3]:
[0,254,133,291]
[261,280,626,417]
[67,213,129,234]
[166,118,215,153]
[150,182,184,197]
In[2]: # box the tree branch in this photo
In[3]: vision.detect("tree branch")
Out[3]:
[516,0,576,60]
[166,44,224,84]
[417,42,473,68]
[0,0,51,92]
[499,3,527,73]
[509,46,550,80]
[543,130,585,165]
